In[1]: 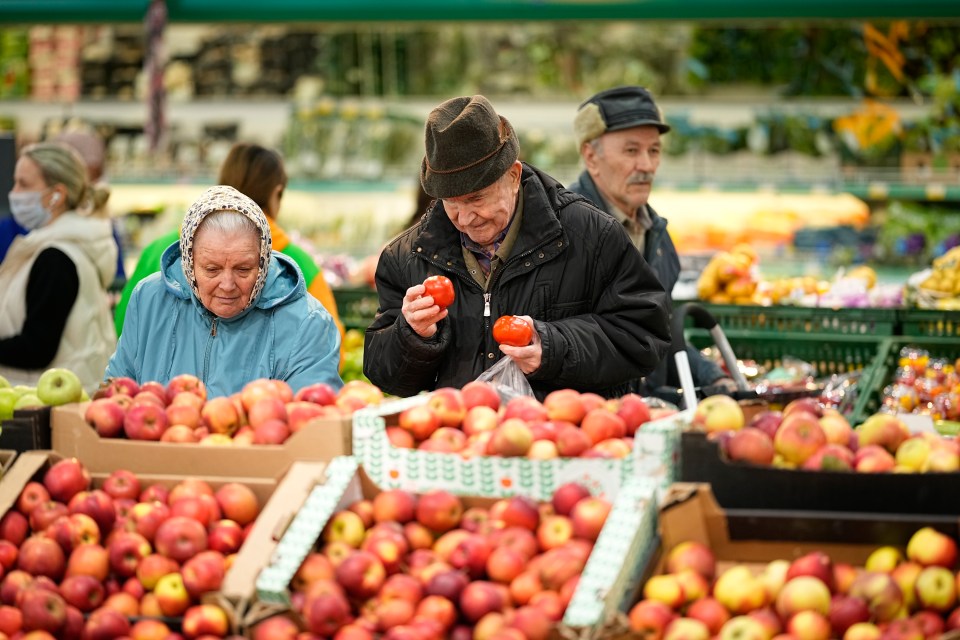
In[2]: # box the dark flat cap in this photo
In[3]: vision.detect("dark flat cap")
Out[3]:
[574,86,670,146]
[420,95,520,199]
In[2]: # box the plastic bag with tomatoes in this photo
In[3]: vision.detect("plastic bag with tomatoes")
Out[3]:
[475,356,535,401]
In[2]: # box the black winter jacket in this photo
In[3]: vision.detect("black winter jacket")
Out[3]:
[363,163,671,400]
[567,171,726,391]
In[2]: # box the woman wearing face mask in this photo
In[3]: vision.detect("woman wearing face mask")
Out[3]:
[0,142,117,393]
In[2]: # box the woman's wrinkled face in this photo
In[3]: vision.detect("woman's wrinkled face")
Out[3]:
[192,226,260,318]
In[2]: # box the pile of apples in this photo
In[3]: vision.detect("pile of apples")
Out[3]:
[692,394,960,473]
[250,482,612,639]
[388,381,674,460]
[85,375,384,446]
[0,457,263,638]
[629,526,960,640]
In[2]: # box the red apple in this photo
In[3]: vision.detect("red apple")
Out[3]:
[58,575,105,612]
[85,399,127,438]
[165,374,207,404]
[19,587,67,635]
[18,535,66,581]
[214,482,259,526]
[154,516,208,562]
[182,550,226,599]
[65,542,109,581]
[570,496,611,542]
[461,380,500,411]
[725,427,775,465]
[181,603,230,638]
[101,469,141,502]
[42,458,90,503]
[415,490,463,533]
[335,550,386,599]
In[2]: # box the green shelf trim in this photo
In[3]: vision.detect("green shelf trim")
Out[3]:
[4,0,960,24]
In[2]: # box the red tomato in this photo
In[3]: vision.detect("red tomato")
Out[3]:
[423,275,455,309]
[492,315,533,347]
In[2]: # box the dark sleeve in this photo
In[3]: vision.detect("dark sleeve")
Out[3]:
[0,248,79,368]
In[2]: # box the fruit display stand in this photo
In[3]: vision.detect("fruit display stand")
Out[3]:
[332,286,381,332]
[0,406,52,452]
[251,455,663,639]
[50,402,351,477]
[352,395,681,501]
[0,450,307,635]
[849,335,960,426]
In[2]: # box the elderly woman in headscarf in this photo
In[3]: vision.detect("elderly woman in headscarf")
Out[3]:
[105,185,342,398]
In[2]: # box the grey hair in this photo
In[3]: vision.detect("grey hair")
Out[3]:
[195,209,260,241]
[589,137,605,156]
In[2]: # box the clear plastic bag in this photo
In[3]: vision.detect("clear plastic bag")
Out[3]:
[475,356,535,402]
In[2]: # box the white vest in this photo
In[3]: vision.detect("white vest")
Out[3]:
[0,212,117,393]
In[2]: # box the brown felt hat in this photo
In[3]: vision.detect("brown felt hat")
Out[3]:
[420,95,520,199]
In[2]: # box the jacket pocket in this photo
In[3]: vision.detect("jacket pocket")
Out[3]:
[544,298,589,321]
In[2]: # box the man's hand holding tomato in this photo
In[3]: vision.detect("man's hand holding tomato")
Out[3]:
[495,315,541,375]
[402,276,455,339]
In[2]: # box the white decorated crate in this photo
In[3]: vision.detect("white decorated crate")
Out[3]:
[352,395,682,501]
[252,454,662,637]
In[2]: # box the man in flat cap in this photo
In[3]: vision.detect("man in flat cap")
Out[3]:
[364,94,671,400]
[569,86,733,394]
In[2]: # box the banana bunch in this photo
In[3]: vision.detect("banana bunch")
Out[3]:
[920,247,960,297]
[697,244,760,304]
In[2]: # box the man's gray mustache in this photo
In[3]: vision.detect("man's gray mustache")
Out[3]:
[627,173,654,185]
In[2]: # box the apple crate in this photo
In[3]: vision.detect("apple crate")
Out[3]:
[0,450,319,636]
[628,483,960,618]
[351,395,680,502]
[51,402,351,478]
[251,455,662,639]
[679,417,960,515]
[849,336,960,426]
[0,405,51,452]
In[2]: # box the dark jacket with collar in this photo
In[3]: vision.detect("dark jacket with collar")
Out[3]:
[568,171,726,391]
[364,163,671,400]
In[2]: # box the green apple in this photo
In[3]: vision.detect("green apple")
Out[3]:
[36,368,83,406]
[80,389,90,401]
[0,389,17,420]
[13,393,44,410]
[12,385,34,397]
[0,375,9,389]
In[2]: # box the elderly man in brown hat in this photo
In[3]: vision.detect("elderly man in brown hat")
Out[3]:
[568,86,733,395]
[363,94,671,400]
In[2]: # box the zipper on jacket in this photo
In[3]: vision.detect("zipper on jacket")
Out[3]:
[203,316,217,384]
[483,293,491,318]
[210,318,218,337]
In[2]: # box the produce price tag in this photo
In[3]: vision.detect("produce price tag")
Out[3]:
[897,412,937,435]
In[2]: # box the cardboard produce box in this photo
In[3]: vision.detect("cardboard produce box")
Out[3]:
[51,402,351,478]
[680,428,960,515]
[353,396,682,501]
[0,450,319,634]
[252,455,662,639]
[0,405,51,452]
[650,482,959,574]
[0,449,17,479]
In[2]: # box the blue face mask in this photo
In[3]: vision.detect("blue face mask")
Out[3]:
[8,191,53,231]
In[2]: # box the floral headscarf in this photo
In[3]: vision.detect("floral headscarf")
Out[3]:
[179,185,272,312]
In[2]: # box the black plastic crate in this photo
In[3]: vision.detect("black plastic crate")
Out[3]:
[0,406,51,452]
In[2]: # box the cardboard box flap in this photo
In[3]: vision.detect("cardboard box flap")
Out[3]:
[219,460,329,604]
[564,476,659,628]
[0,451,51,517]
[659,483,960,568]
[256,456,360,605]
